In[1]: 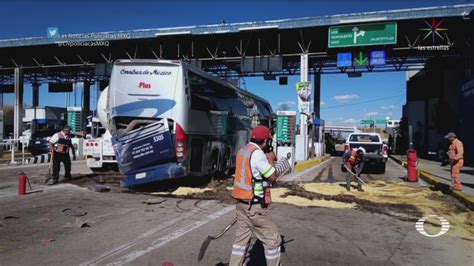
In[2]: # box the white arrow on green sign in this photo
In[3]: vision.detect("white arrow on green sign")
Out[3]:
[328,22,397,48]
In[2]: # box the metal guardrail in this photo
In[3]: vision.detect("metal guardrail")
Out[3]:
[0,137,29,165]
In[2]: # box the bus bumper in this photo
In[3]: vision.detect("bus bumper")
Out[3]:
[121,162,186,187]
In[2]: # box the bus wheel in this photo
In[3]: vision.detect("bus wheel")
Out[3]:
[221,149,232,177]
[209,151,220,179]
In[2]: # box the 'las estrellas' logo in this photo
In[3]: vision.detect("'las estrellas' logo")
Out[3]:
[419,18,448,44]
[415,215,450,237]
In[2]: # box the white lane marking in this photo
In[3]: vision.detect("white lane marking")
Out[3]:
[281,157,335,182]
[81,201,215,266]
[106,205,234,265]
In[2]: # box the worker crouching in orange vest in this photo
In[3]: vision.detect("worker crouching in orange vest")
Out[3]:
[342,147,365,192]
[229,125,283,266]
[446,132,464,191]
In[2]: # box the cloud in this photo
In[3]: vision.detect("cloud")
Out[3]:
[381,105,396,110]
[320,101,326,106]
[385,112,393,116]
[333,94,359,102]
[366,112,378,117]
[276,101,296,111]
[343,118,356,123]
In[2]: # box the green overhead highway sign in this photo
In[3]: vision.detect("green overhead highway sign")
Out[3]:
[376,119,388,124]
[353,51,369,66]
[360,120,374,125]
[328,22,397,48]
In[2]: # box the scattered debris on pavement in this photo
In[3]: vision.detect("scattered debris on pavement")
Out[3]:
[63,218,91,228]
[62,207,87,217]
[36,217,53,223]
[41,238,55,245]
[151,187,214,197]
[271,188,356,209]
[94,184,111,192]
[3,216,19,220]
[141,198,167,205]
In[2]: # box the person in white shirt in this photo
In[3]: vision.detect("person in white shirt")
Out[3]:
[49,125,75,185]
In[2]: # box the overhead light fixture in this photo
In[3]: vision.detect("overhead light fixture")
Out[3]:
[238,25,278,31]
[348,72,362,78]
[155,31,191,37]
[264,73,276,80]
[339,17,387,24]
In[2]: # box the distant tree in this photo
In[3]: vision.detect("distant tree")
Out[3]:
[278,103,290,111]
[3,105,14,124]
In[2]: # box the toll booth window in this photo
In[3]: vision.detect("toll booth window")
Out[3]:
[349,134,380,142]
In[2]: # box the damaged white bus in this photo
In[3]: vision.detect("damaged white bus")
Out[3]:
[107,59,273,187]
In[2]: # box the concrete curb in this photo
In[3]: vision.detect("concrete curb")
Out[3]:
[295,154,331,172]
[389,155,474,210]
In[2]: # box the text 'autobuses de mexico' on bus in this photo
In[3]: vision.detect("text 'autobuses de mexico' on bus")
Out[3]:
[107,59,274,187]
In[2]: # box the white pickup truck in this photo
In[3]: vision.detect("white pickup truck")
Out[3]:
[84,130,118,172]
[344,132,388,174]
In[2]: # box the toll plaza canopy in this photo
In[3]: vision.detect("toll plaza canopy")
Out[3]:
[0,4,473,84]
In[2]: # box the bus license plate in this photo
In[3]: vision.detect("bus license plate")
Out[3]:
[136,172,146,179]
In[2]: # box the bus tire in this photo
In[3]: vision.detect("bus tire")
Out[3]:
[209,150,220,178]
[221,148,233,177]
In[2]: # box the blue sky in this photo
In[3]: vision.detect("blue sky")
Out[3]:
[1,0,467,125]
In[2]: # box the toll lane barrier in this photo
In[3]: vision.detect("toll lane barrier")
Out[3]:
[389,155,474,210]
[25,153,51,164]
[294,154,331,172]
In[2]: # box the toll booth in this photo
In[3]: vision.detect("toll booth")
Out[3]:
[312,118,325,157]
[276,111,296,167]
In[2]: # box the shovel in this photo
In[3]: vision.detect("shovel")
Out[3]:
[198,217,237,261]
[344,165,368,186]
[44,152,54,184]
[197,156,293,261]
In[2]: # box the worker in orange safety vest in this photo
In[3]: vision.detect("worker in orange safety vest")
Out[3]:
[229,125,286,266]
[446,132,464,191]
[342,147,365,192]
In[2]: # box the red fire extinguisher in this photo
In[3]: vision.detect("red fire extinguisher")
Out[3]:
[19,172,27,195]
[407,149,418,182]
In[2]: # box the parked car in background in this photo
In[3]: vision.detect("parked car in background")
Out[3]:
[344,132,388,173]
[27,129,57,155]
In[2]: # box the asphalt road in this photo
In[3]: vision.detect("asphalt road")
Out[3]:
[0,158,472,265]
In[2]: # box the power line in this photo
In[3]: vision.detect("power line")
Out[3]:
[321,94,406,110]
